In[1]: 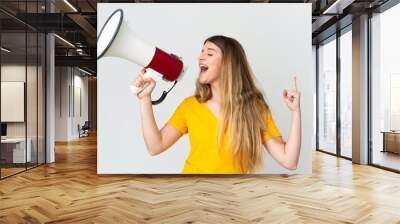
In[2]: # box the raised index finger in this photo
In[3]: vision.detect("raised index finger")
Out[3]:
[293,76,298,91]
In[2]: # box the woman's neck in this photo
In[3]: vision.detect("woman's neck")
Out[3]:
[209,81,221,104]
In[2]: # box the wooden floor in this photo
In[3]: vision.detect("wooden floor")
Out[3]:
[1,163,45,178]
[0,135,400,223]
[373,150,400,171]
[0,167,26,178]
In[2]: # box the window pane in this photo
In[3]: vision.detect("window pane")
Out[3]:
[1,31,28,177]
[27,31,38,169]
[318,37,337,154]
[371,3,400,171]
[340,29,352,158]
[0,1,46,178]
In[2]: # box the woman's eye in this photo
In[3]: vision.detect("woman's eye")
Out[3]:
[208,54,213,56]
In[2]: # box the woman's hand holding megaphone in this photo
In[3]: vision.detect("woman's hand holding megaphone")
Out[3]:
[133,68,156,99]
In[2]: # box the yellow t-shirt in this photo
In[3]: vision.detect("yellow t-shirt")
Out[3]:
[166,96,281,174]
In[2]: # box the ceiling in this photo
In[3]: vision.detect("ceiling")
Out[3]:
[0,0,394,75]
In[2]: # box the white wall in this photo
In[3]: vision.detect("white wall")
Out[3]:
[98,3,313,174]
[72,72,89,138]
[55,67,89,141]
[55,66,69,141]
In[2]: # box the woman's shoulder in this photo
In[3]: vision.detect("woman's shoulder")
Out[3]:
[181,95,198,105]
[177,95,198,109]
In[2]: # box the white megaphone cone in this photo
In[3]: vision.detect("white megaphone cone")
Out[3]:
[97,9,187,105]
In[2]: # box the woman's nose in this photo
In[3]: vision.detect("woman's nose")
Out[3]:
[200,52,208,59]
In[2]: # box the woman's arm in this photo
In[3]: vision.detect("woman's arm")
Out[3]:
[264,110,301,170]
[264,76,301,170]
[135,69,183,156]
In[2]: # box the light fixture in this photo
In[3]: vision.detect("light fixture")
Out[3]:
[322,0,354,15]
[1,47,11,53]
[63,0,78,12]
[78,67,93,76]
[54,34,75,48]
[76,48,86,56]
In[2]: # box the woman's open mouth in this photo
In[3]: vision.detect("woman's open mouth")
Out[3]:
[200,64,209,74]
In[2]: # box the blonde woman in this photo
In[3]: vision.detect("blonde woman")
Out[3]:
[134,35,301,174]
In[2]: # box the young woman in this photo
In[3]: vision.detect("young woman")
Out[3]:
[134,35,301,174]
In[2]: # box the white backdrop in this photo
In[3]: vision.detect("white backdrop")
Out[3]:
[97,3,313,174]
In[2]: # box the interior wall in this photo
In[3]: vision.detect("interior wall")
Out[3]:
[55,66,89,141]
[55,66,69,141]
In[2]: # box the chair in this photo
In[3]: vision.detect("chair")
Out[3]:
[79,121,90,138]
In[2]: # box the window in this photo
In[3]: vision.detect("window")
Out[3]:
[318,36,337,154]
[0,1,47,179]
[371,2,400,171]
[339,28,352,158]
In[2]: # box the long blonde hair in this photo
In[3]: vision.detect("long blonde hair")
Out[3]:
[195,35,271,173]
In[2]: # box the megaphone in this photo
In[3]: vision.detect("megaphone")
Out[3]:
[97,9,187,105]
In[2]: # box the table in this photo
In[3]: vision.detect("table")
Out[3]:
[1,138,32,163]
[381,131,400,154]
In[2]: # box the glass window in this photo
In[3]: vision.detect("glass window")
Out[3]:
[0,1,46,179]
[27,31,38,169]
[318,36,337,154]
[1,31,28,177]
[340,28,352,158]
[371,3,400,171]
